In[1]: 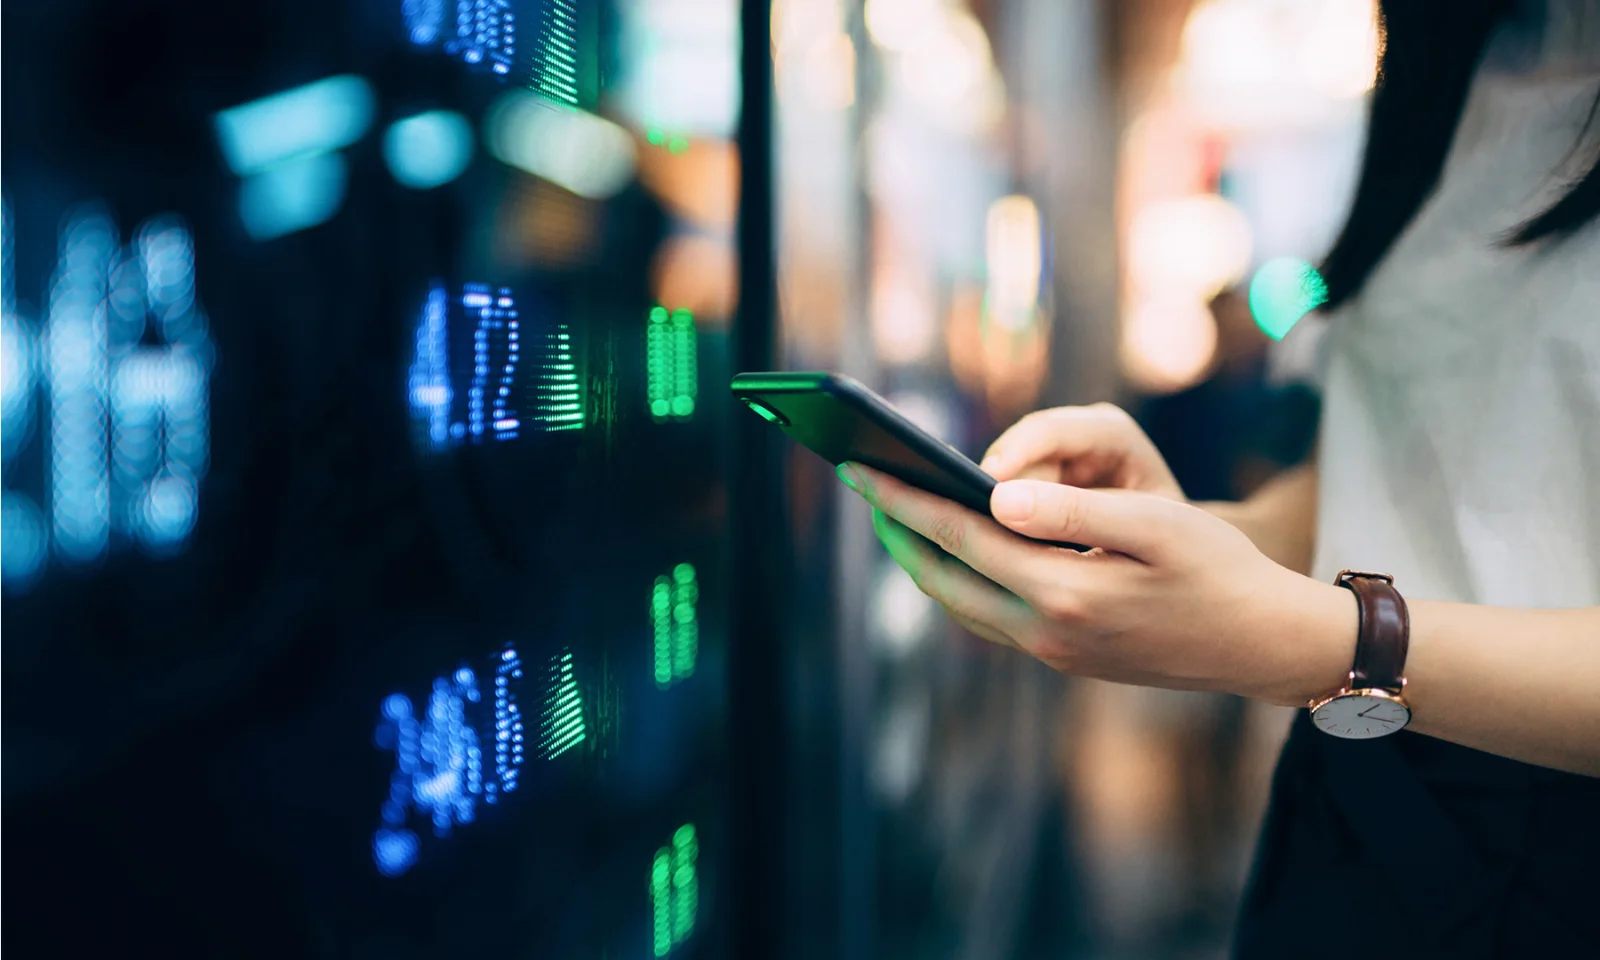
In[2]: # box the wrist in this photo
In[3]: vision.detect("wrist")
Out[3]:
[1247,574,1359,707]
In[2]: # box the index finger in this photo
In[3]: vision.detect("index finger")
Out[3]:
[839,462,1059,601]
[981,404,1148,481]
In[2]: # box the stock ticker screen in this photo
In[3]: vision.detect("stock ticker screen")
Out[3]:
[2,0,733,956]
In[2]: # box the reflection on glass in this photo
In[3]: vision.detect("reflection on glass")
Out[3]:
[1,203,212,587]
[651,823,700,957]
[486,92,637,199]
[646,306,697,420]
[372,646,530,877]
[407,283,581,450]
[383,110,475,189]
[529,0,580,105]
[538,649,586,759]
[214,76,375,240]
[652,562,699,688]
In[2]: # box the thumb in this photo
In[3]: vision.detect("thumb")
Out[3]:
[990,480,1182,559]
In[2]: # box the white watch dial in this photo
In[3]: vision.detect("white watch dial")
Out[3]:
[1311,693,1411,740]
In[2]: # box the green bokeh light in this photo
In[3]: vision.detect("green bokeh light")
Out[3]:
[651,823,699,956]
[1248,256,1328,341]
[646,306,697,422]
[653,563,698,688]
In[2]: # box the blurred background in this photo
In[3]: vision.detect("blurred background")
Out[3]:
[2,0,1370,957]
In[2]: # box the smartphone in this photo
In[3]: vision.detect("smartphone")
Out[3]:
[730,371,1000,515]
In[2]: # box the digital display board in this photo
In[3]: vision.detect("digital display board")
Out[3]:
[2,1,736,955]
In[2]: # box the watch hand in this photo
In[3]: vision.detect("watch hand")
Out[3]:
[1357,702,1385,718]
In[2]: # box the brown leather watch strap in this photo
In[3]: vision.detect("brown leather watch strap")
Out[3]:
[1335,570,1410,692]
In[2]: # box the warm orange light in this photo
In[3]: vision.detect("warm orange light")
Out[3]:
[947,283,1050,417]
[636,139,739,231]
[651,234,738,323]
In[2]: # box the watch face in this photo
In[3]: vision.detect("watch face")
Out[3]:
[1311,692,1411,739]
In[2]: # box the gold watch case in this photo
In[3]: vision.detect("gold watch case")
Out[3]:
[1309,683,1411,740]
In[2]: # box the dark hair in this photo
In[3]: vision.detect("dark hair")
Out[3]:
[1320,0,1600,310]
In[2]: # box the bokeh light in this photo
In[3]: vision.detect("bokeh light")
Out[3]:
[870,257,937,366]
[646,307,699,422]
[238,152,349,241]
[985,194,1043,332]
[864,0,945,52]
[636,140,739,230]
[2,491,47,585]
[47,209,116,563]
[1301,0,1380,99]
[1127,195,1253,299]
[1121,297,1219,393]
[651,823,700,956]
[485,92,637,199]
[872,559,936,658]
[650,234,737,321]
[383,110,475,189]
[899,8,991,103]
[1248,256,1327,340]
[402,0,446,45]
[213,76,375,177]
[652,562,700,686]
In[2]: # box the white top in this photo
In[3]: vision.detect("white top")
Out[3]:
[1309,0,1600,607]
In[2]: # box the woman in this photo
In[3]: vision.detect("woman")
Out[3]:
[837,0,1600,954]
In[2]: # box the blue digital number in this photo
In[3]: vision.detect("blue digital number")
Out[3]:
[372,667,487,877]
[373,645,530,877]
[463,284,521,442]
[489,646,525,801]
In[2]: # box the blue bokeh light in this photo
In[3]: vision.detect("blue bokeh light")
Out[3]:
[383,110,474,189]
[237,152,348,241]
[373,828,420,877]
[212,76,375,177]
[373,662,496,876]
[443,0,516,77]
[403,0,447,45]
[2,491,47,584]
[213,76,373,241]
[407,284,453,451]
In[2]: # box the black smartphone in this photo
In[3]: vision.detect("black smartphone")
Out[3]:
[730,371,998,514]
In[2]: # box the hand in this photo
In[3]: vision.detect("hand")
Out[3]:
[980,403,1185,502]
[838,462,1354,706]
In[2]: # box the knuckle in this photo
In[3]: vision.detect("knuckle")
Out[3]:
[1053,491,1091,541]
[1035,589,1085,623]
[926,512,967,555]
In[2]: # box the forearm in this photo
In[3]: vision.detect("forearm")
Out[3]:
[1278,585,1600,777]
[1202,463,1317,574]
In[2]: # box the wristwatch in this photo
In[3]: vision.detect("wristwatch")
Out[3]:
[1309,570,1412,739]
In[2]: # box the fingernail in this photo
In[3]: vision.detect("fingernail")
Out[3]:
[991,482,1036,520]
[837,462,864,493]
